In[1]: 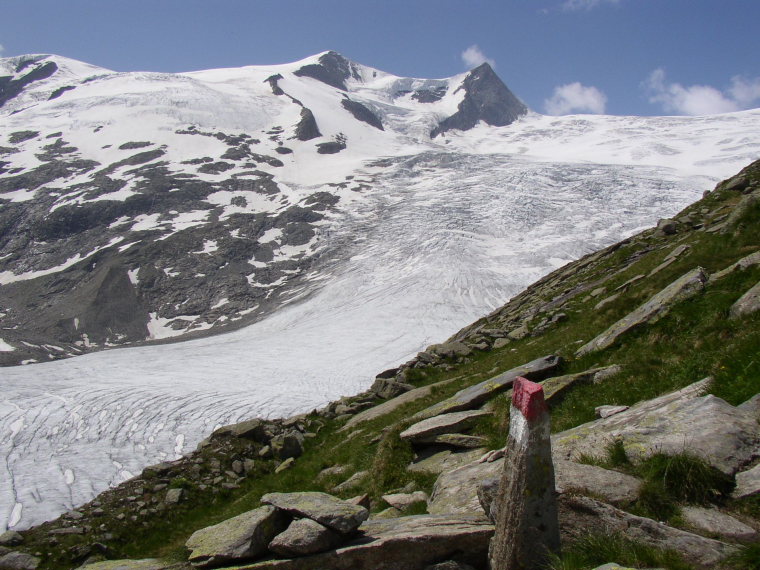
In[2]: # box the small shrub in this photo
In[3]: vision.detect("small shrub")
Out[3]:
[169,477,194,490]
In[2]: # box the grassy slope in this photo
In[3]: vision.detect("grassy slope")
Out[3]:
[22,161,760,569]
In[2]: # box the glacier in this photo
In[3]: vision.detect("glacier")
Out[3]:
[1,52,760,530]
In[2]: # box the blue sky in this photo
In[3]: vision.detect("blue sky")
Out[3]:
[1,0,758,116]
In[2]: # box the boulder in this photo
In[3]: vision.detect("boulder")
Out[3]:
[428,457,502,516]
[559,495,738,567]
[553,459,641,505]
[0,552,40,570]
[729,279,760,319]
[733,463,760,499]
[371,377,415,399]
[270,431,304,460]
[656,218,677,235]
[212,419,266,441]
[274,458,295,474]
[427,342,472,359]
[400,410,491,443]
[413,355,562,420]
[260,492,368,535]
[381,491,429,511]
[185,505,288,568]
[576,267,708,357]
[408,448,487,476]
[331,471,368,494]
[236,514,493,570]
[681,506,757,541]
[0,533,22,547]
[75,560,167,570]
[268,518,342,557]
[165,488,183,504]
[552,378,760,475]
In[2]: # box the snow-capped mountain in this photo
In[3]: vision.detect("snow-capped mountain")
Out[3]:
[1,51,759,530]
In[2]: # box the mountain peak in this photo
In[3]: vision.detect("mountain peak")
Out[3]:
[293,50,362,91]
[430,62,527,138]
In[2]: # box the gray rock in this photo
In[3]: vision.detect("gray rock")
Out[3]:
[342,378,456,430]
[260,492,369,534]
[560,495,738,567]
[330,470,368,494]
[413,354,561,420]
[212,419,266,441]
[733,463,760,499]
[372,507,402,519]
[553,459,641,505]
[185,505,288,568]
[274,457,295,473]
[590,287,607,297]
[429,434,489,448]
[428,457,502,516]
[316,465,349,481]
[424,563,475,570]
[729,279,760,319]
[75,560,167,570]
[346,494,371,509]
[595,293,621,311]
[370,377,415,399]
[400,410,491,443]
[408,448,487,476]
[595,405,629,418]
[382,491,429,511]
[270,431,304,460]
[240,514,493,570]
[576,268,708,357]
[0,533,22,547]
[506,325,529,340]
[681,506,757,541]
[268,518,342,557]
[427,341,472,359]
[656,218,677,235]
[0,551,40,570]
[492,338,510,349]
[710,250,760,281]
[553,378,760,475]
[165,488,183,504]
[48,526,85,535]
[738,393,760,418]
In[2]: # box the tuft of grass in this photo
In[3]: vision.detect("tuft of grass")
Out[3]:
[546,532,693,570]
[637,452,734,505]
[727,543,760,570]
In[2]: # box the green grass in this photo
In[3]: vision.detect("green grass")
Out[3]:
[546,532,693,570]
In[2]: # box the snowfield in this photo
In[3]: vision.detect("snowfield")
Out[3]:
[1,52,759,530]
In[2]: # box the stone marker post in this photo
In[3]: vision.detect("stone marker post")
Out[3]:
[488,377,560,570]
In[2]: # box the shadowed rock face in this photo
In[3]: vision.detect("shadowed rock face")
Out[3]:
[0,60,59,108]
[431,63,527,138]
[294,51,361,91]
[341,99,384,130]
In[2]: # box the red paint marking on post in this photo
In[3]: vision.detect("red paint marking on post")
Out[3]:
[512,377,548,422]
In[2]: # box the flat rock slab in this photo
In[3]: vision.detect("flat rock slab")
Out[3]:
[382,491,429,511]
[400,410,491,443]
[412,355,561,420]
[560,495,738,567]
[407,448,487,475]
[0,551,40,570]
[429,434,489,448]
[186,506,288,568]
[554,459,642,505]
[552,378,760,475]
[730,279,760,319]
[734,463,760,499]
[711,250,760,281]
[234,515,493,570]
[75,560,169,570]
[261,492,368,534]
[681,506,758,541]
[428,458,503,516]
[268,518,342,557]
[342,379,455,431]
[576,267,707,357]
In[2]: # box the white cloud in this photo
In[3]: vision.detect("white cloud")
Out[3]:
[544,82,607,115]
[461,45,495,69]
[644,68,760,115]
[562,0,620,11]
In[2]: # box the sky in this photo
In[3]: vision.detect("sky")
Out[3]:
[1,0,759,117]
